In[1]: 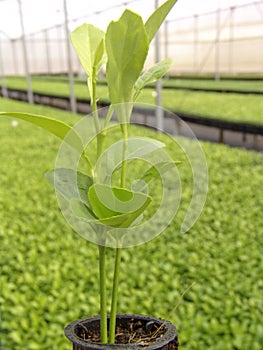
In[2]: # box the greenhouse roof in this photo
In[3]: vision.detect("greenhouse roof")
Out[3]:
[0,0,259,39]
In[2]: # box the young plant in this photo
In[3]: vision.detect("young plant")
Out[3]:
[0,0,178,344]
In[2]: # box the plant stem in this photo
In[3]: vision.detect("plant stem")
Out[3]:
[83,152,94,178]
[109,246,122,344]
[91,81,108,343]
[109,122,128,344]
[98,244,108,343]
[103,104,114,129]
[120,123,128,188]
[96,132,105,160]
[91,79,100,135]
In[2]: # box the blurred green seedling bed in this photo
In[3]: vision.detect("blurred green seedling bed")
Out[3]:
[0,98,263,350]
[169,72,263,81]
[29,75,263,93]
[161,78,263,93]
[3,75,263,126]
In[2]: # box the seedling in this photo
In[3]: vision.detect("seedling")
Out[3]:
[0,0,178,344]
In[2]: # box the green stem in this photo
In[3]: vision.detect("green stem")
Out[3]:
[98,244,108,343]
[120,123,128,188]
[103,104,114,129]
[109,122,128,344]
[96,132,105,160]
[92,79,108,342]
[109,247,122,344]
[83,152,94,178]
[91,79,100,135]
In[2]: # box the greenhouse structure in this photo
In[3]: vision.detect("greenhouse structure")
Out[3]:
[0,1,263,350]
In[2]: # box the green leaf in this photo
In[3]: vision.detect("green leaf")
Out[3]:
[87,184,152,228]
[45,168,93,206]
[88,184,149,216]
[94,37,106,74]
[0,112,84,153]
[71,195,151,229]
[134,58,173,100]
[71,23,106,106]
[70,198,126,226]
[145,0,178,42]
[70,23,106,79]
[105,9,149,122]
[97,210,146,228]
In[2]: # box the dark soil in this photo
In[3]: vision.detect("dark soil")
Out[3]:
[74,318,178,348]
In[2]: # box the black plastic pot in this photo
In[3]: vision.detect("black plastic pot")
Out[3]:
[65,314,179,350]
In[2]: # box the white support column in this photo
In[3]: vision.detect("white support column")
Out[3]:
[17,0,34,104]
[44,29,51,73]
[215,8,221,81]
[164,20,169,60]
[11,39,18,75]
[56,25,64,72]
[63,0,77,113]
[194,14,199,72]
[229,7,235,75]
[0,38,8,98]
[155,0,164,132]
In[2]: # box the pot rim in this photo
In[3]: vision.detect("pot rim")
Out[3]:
[64,314,177,349]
